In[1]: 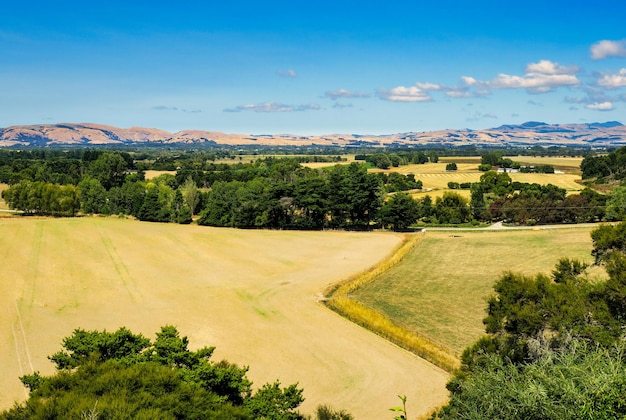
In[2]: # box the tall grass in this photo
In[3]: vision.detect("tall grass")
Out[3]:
[323,233,460,373]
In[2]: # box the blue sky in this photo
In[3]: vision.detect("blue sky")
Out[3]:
[1,1,626,135]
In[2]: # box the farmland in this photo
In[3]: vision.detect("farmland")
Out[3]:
[374,156,586,200]
[352,226,605,355]
[0,217,449,419]
[0,153,604,417]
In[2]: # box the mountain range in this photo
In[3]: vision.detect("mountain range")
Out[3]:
[0,121,624,148]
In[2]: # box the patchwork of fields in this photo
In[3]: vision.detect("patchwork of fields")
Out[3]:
[0,217,449,419]
[382,157,585,199]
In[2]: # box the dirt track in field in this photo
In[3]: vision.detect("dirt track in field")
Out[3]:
[0,217,449,419]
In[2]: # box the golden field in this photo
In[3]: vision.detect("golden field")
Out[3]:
[0,217,448,418]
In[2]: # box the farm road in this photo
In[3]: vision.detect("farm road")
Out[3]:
[0,217,449,419]
[426,221,608,231]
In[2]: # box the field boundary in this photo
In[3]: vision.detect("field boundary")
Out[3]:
[322,233,461,373]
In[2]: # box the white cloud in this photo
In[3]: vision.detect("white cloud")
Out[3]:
[524,60,579,75]
[224,102,320,113]
[445,88,474,98]
[462,60,580,94]
[415,82,444,91]
[377,86,432,102]
[324,89,370,100]
[597,68,626,88]
[461,76,480,86]
[590,40,626,60]
[277,69,297,78]
[489,73,579,93]
[586,102,614,111]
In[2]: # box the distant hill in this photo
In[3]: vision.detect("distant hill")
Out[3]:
[0,121,624,148]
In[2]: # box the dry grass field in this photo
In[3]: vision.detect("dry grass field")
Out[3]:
[0,217,448,419]
[352,227,604,356]
[143,170,177,180]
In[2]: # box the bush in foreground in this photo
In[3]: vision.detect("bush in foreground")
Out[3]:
[1,326,309,420]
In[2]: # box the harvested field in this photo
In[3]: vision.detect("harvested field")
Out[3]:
[0,217,449,419]
[352,227,605,355]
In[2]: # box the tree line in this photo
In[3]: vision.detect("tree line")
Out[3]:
[355,151,438,169]
[1,152,428,230]
[3,148,626,229]
[581,146,626,181]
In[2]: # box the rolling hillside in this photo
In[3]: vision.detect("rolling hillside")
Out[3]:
[0,121,624,148]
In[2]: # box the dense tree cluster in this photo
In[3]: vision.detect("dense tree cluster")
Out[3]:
[434,222,626,419]
[1,180,79,216]
[2,326,341,420]
[581,147,626,181]
[198,163,384,230]
[375,172,422,192]
[0,150,134,185]
[481,151,514,168]
[470,172,607,225]
[355,151,437,169]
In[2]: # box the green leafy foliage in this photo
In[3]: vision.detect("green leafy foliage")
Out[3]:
[605,185,626,221]
[1,326,306,420]
[87,152,129,190]
[390,395,408,420]
[2,180,79,216]
[438,341,626,420]
[315,405,354,420]
[581,146,626,181]
[198,162,383,230]
[377,172,422,193]
[433,192,471,224]
[379,192,419,231]
[244,381,305,420]
[591,222,626,263]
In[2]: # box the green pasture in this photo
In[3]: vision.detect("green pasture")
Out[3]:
[352,227,605,355]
